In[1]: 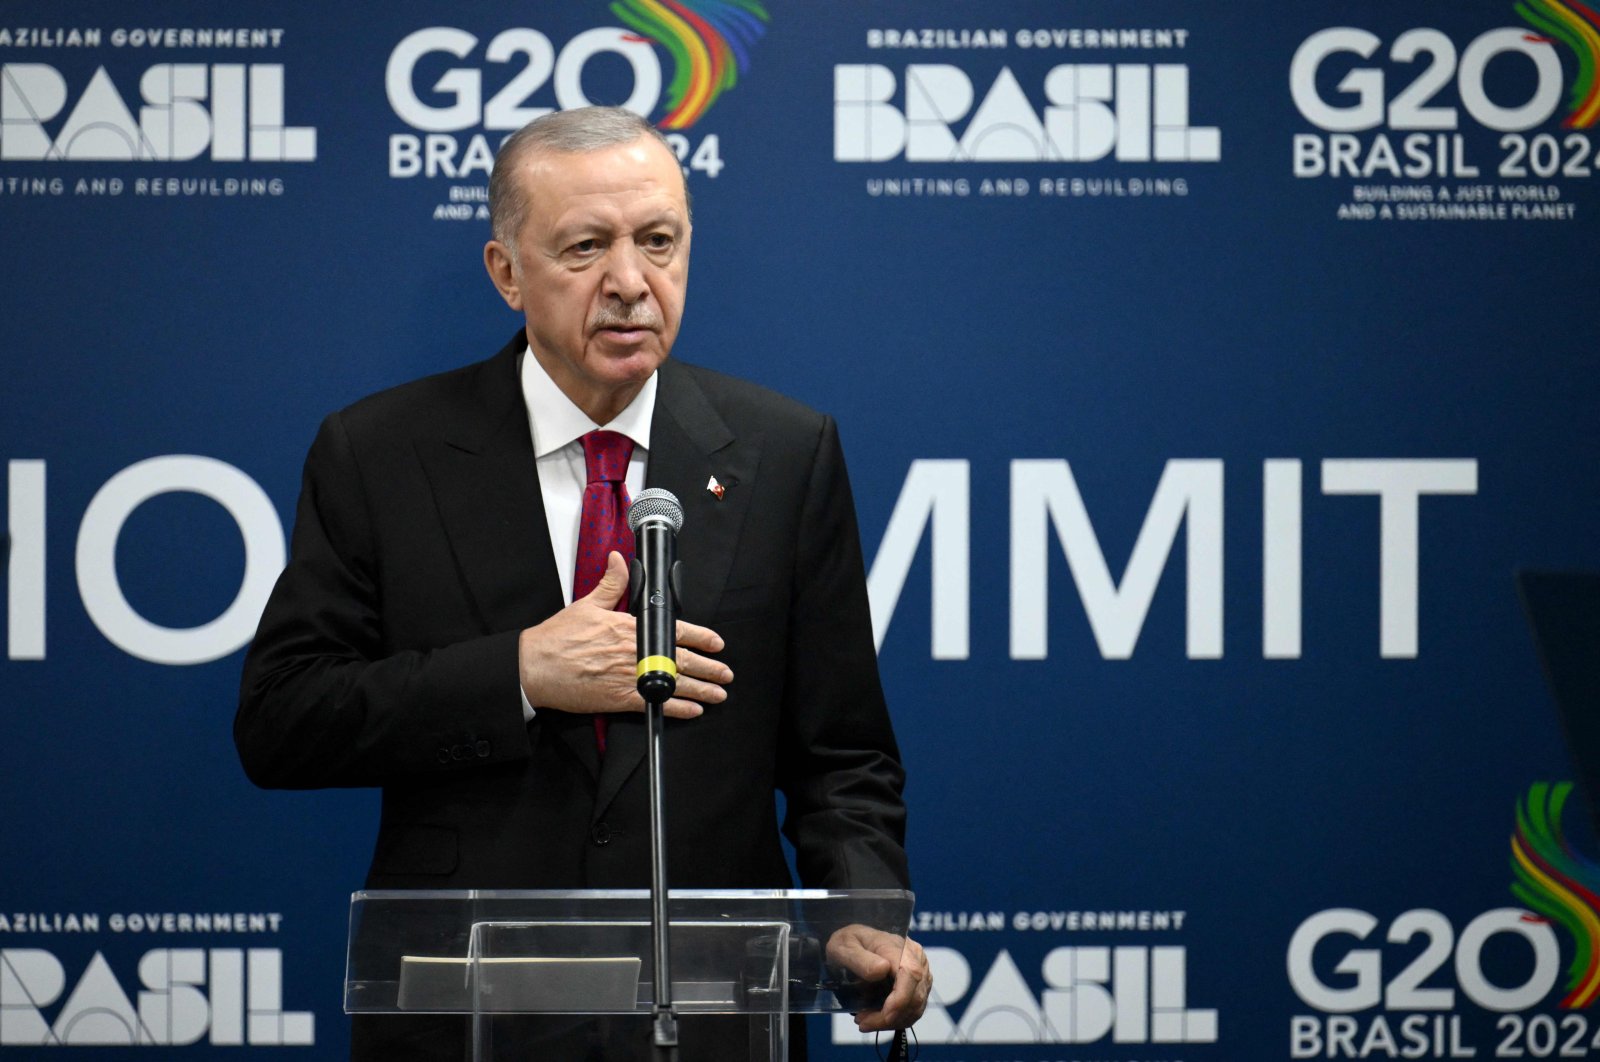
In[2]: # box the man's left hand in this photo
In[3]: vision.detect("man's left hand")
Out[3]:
[825,925,931,1032]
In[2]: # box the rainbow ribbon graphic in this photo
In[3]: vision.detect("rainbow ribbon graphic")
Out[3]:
[1512,782,1600,1008]
[1516,0,1600,127]
[610,0,770,128]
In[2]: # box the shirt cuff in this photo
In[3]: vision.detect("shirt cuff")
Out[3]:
[520,684,537,723]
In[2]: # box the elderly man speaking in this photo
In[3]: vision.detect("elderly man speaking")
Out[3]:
[238,106,928,1060]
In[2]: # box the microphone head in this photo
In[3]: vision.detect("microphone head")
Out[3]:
[628,487,684,533]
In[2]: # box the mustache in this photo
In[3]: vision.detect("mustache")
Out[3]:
[591,306,660,331]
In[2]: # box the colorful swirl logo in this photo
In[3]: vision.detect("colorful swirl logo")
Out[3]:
[1512,781,1600,1008]
[1516,0,1600,127]
[610,0,770,128]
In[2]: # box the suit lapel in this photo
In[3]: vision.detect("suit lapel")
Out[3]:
[415,337,566,635]
[414,338,603,781]
[592,360,763,818]
[646,360,762,622]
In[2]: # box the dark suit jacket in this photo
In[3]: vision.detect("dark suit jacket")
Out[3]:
[235,333,909,1055]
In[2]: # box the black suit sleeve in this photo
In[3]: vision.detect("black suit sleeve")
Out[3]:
[776,415,910,890]
[235,411,532,789]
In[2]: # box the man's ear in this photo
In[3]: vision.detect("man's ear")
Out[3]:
[483,241,522,311]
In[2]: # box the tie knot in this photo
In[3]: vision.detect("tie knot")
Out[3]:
[581,430,633,485]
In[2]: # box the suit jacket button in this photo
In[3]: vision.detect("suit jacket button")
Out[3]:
[475,740,490,758]
[590,822,612,846]
[436,747,451,764]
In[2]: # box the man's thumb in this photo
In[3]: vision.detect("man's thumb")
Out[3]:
[585,551,630,609]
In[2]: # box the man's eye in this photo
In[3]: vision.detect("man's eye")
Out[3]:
[572,239,599,254]
[644,234,672,250]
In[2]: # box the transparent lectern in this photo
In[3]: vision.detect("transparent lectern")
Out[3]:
[345,889,914,1061]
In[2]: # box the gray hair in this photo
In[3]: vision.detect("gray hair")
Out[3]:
[488,106,688,257]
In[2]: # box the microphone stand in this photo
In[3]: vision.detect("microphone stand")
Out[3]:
[629,490,685,1062]
[642,683,678,1062]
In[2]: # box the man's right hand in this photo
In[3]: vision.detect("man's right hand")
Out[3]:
[517,551,731,720]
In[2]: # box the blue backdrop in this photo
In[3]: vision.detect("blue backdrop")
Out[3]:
[5,1,1599,1058]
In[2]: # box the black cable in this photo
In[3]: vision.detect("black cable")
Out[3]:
[876,1027,914,1061]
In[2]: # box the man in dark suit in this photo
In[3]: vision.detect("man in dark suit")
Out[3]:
[236,106,927,1058]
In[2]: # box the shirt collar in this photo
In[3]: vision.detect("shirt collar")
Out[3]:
[519,346,657,459]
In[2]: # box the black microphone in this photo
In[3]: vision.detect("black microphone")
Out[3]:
[627,488,684,705]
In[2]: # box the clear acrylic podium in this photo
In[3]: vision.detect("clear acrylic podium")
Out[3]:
[345,889,914,1061]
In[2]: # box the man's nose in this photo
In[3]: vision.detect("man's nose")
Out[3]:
[601,244,648,303]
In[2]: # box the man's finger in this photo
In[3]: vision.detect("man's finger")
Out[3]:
[834,944,894,981]
[673,676,728,705]
[828,928,928,1032]
[676,619,725,652]
[661,697,706,719]
[583,551,631,610]
[826,926,896,972]
[855,957,928,1032]
[856,979,914,1032]
[677,649,733,685]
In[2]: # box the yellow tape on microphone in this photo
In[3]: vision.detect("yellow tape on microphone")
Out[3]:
[637,655,678,678]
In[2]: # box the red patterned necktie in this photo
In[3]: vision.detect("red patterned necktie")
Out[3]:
[573,430,635,754]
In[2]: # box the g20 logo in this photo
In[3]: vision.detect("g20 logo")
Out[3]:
[384,7,770,182]
[386,28,662,135]
[1288,22,1600,179]
[1290,28,1565,133]
[1287,908,1558,1013]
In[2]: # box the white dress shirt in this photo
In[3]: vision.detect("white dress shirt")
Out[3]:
[517,349,657,719]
